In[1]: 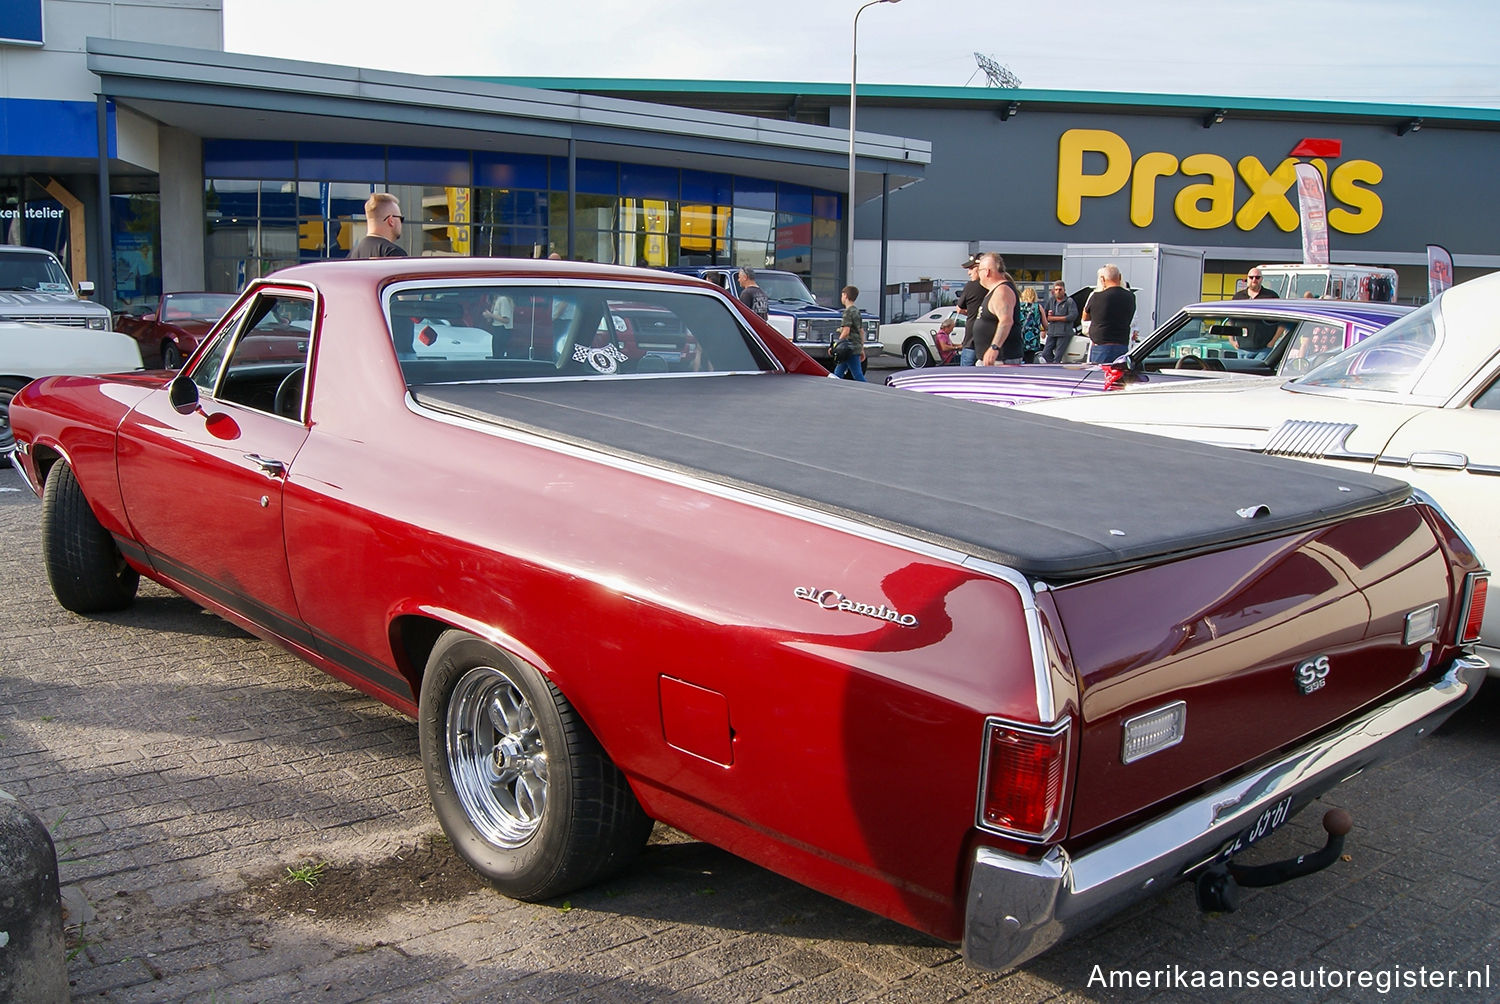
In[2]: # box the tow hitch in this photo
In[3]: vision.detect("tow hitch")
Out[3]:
[1195,808,1353,913]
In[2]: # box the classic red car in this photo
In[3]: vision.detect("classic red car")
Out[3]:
[115,291,238,368]
[10,257,1488,970]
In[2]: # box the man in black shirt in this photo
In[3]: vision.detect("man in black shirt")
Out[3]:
[1081,263,1135,363]
[1232,267,1279,299]
[954,256,987,365]
[350,193,407,258]
[737,267,769,319]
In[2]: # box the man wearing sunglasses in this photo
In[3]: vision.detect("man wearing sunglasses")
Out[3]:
[1232,268,1278,299]
[350,192,408,259]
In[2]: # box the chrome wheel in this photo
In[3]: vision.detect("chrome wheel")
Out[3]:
[905,339,931,369]
[446,665,548,848]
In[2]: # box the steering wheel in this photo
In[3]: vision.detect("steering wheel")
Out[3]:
[1175,354,1206,370]
[274,366,306,419]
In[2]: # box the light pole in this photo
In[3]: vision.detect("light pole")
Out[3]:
[848,0,901,283]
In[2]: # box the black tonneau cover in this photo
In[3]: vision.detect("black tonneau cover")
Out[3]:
[411,374,1410,579]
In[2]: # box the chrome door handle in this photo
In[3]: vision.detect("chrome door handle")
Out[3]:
[244,454,287,477]
[1408,451,1468,470]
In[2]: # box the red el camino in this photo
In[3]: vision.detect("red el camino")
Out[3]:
[10,257,1488,969]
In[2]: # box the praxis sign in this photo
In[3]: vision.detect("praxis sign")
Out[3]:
[1056,129,1382,236]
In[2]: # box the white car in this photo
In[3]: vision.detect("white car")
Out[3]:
[879,306,966,369]
[2,319,143,455]
[1024,271,1500,665]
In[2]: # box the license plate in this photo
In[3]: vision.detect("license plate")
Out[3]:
[1220,794,1294,859]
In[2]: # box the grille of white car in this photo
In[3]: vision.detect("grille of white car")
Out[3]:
[0,313,90,326]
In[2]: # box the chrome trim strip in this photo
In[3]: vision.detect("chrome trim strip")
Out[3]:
[963,655,1488,972]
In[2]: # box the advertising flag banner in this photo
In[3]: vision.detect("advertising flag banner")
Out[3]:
[1427,244,1454,300]
[1294,163,1330,265]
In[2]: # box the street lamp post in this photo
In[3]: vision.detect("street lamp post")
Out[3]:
[848,0,901,283]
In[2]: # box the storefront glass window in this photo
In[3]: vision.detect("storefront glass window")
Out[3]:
[111,193,160,310]
[201,141,842,291]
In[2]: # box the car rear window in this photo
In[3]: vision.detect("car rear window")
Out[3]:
[385,282,776,385]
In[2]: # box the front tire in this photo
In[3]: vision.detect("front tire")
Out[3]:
[41,462,140,613]
[417,630,653,901]
[0,377,26,455]
[904,338,932,369]
[161,342,184,369]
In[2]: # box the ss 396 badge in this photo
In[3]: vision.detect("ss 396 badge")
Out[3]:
[1294,654,1331,695]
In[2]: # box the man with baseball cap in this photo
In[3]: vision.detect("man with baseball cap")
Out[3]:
[954,254,986,365]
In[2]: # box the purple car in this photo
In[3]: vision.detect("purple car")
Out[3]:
[885,299,1412,407]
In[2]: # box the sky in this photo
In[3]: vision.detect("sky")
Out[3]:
[222,0,1500,110]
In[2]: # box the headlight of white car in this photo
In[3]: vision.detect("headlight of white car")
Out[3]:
[87,317,109,330]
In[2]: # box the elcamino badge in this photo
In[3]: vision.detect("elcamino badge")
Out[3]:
[794,586,919,628]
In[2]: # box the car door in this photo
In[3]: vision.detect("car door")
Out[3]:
[1376,391,1500,648]
[116,286,315,646]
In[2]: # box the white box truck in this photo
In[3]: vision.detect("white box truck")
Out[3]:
[1062,243,1206,349]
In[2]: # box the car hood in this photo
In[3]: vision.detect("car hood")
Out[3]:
[0,323,143,376]
[1023,378,1415,457]
[0,291,110,316]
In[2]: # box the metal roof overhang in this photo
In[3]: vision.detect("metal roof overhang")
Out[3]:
[85,39,929,201]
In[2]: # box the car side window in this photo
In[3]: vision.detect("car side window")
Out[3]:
[1470,377,1500,411]
[204,292,314,418]
[1279,323,1347,376]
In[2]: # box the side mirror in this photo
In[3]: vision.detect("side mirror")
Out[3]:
[78,280,96,297]
[168,374,200,415]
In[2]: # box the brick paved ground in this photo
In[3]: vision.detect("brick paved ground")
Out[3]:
[2,464,1498,1002]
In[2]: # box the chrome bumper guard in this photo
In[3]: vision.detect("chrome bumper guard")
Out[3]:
[963,655,1488,971]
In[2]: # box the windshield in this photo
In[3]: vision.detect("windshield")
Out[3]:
[1289,273,1328,298]
[0,250,74,293]
[1258,271,1291,297]
[1293,302,1440,394]
[755,272,818,304]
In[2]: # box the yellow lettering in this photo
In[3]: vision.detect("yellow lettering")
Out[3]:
[1234,157,1300,231]
[1328,160,1384,234]
[298,219,324,250]
[1057,129,1132,225]
[1130,152,1179,227]
[1173,154,1235,229]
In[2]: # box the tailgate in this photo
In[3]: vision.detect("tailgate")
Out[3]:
[1050,504,1455,839]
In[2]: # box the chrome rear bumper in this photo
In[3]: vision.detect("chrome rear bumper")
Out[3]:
[962,655,1488,971]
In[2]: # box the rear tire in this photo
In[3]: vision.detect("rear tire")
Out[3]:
[41,462,139,613]
[161,342,184,369]
[417,630,653,901]
[904,339,932,369]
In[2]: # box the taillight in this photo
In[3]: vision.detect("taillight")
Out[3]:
[1459,572,1488,645]
[418,324,437,346]
[977,718,1070,841]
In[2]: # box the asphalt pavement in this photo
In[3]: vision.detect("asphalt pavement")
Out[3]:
[2,460,1498,1003]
